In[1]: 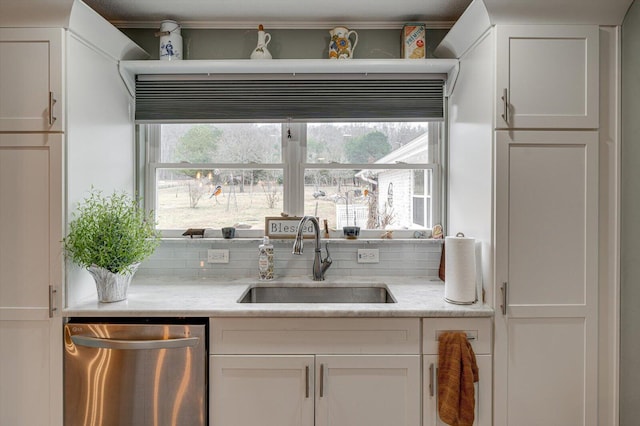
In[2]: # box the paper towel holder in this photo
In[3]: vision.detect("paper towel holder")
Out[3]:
[444,232,478,305]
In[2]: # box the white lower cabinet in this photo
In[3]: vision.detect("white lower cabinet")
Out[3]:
[422,318,493,426]
[210,354,420,426]
[315,355,421,426]
[494,130,598,426]
[0,318,62,426]
[210,317,492,426]
[210,318,422,426]
[0,133,63,426]
[211,355,315,426]
[423,354,492,426]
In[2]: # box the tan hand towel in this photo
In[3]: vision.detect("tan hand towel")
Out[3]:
[437,331,479,426]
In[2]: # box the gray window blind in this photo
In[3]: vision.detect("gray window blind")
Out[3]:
[134,74,445,122]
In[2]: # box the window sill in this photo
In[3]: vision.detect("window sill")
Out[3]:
[161,228,437,240]
[159,236,444,245]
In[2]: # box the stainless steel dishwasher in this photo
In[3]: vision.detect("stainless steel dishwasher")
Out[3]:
[64,320,207,426]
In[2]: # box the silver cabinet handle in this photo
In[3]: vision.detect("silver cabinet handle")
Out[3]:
[49,91,57,125]
[305,365,310,398]
[48,285,57,318]
[501,88,509,124]
[500,282,508,315]
[71,335,199,350]
[319,364,325,398]
[429,363,435,397]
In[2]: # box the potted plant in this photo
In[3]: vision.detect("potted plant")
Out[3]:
[63,189,160,302]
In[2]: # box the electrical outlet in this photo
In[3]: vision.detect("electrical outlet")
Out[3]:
[207,249,229,264]
[357,248,379,264]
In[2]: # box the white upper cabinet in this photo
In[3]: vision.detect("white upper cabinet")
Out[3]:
[0,28,64,132]
[495,25,599,129]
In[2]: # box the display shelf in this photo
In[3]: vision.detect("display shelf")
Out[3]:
[118,58,459,95]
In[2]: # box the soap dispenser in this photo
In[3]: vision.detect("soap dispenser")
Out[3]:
[258,236,274,280]
[250,25,273,60]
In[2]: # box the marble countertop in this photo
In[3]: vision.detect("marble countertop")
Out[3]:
[64,275,494,318]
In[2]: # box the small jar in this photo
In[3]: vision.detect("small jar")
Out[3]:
[158,20,183,61]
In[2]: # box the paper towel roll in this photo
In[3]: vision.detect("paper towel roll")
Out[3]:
[444,235,477,304]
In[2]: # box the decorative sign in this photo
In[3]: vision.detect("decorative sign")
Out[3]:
[265,216,316,239]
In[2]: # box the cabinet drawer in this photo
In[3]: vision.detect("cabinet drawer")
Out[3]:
[210,318,421,355]
[422,318,492,355]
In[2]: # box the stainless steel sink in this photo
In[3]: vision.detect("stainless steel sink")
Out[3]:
[238,284,396,304]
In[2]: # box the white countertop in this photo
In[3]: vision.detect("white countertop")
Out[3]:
[64,275,494,318]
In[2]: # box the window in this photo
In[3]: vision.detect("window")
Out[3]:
[140,121,442,235]
[412,169,432,227]
[135,71,446,236]
[143,123,283,230]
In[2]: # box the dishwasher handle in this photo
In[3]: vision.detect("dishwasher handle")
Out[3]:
[71,335,200,350]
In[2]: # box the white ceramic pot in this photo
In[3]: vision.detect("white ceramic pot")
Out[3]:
[159,20,183,61]
[88,263,140,303]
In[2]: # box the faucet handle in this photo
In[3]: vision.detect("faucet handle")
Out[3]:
[322,243,333,270]
[320,243,333,274]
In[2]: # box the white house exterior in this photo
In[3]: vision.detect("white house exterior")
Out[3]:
[357,132,433,229]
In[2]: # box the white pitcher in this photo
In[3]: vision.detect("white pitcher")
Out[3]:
[329,26,358,59]
[250,24,272,60]
[158,20,183,60]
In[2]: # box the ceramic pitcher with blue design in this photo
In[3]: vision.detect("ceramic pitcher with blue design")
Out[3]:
[329,27,358,59]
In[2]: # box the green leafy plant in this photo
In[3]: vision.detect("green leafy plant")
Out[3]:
[64,190,160,274]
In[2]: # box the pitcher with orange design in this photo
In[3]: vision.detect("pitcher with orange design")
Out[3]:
[329,27,358,59]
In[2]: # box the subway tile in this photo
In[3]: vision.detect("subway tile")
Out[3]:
[142,240,441,279]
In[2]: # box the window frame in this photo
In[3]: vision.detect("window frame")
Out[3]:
[141,121,442,237]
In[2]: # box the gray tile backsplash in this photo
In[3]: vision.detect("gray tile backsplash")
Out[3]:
[137,239,443,279]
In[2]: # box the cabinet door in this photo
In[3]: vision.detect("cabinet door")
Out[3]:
[0,133,63,426]
[315,355,421,426]
[0,28,64,132]
[0,133,63,312]
[210,355,314,426]
[494,131,598,426]
[0,318,62,426]
[495,25,598,129]
[423,354,492,426]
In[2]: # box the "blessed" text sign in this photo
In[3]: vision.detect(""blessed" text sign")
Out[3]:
[264,217,317,239]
